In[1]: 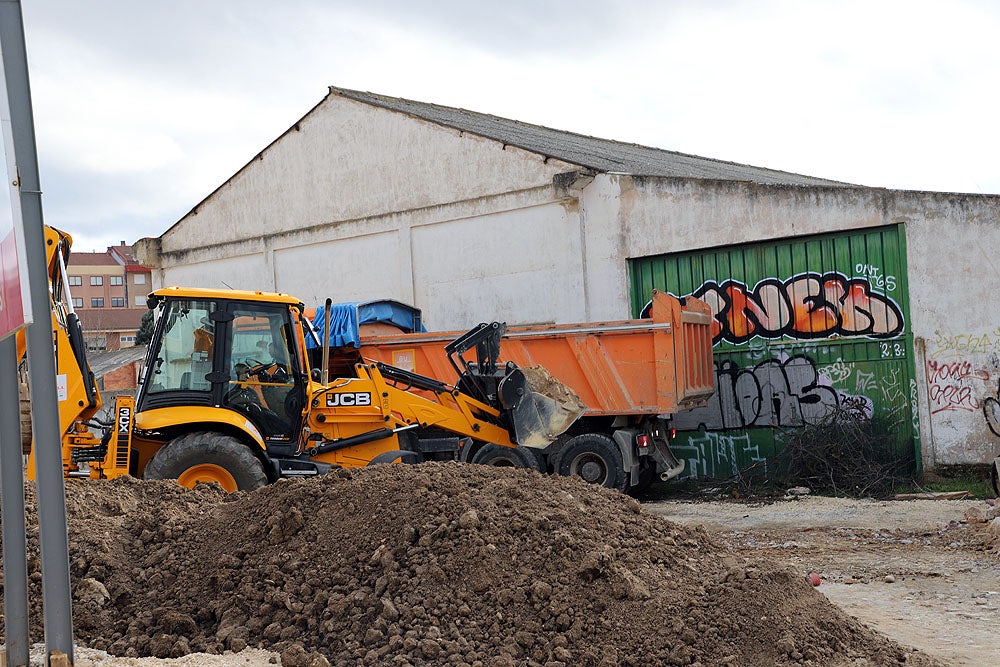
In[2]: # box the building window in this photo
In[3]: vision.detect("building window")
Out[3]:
[134,295,146,306]
[90,276,103,286]
[111,297,125,307]
[134,274,146,285]
[72,297,83,308]
[91,297,104,307]
[120,335,136,344]
[85,335,106,352]
[68,275,82,286]
[110,276,123,286]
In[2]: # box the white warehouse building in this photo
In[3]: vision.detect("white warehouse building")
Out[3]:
[135,86,1000,477]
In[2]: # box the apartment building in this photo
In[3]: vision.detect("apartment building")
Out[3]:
[68,242,152,351]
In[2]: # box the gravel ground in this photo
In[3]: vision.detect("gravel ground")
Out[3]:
[645,495,1000,667]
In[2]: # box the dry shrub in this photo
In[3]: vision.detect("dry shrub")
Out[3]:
[779,404,913,498]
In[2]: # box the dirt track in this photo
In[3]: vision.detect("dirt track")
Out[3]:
[2,465,951,666]
[645,496,1000,667]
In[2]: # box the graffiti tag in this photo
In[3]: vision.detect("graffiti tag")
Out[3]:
[854,263,897,292]
[984,381,1000,438]
[818,358,853,384]
[685,272,904,345]
[930,328,1000,360]
[671,431,765,479]
[925,359,989,414]
[672,355,872,431]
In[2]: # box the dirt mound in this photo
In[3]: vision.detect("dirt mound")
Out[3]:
[3,464,940,666]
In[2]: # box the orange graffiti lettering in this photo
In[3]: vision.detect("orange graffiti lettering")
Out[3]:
[690,272,904,345]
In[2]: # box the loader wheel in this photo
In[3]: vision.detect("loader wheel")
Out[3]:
[144,431,268,492]
[556,433,627,491]
[471,444,541,470]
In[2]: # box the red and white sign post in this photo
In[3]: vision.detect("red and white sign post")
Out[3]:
[0,64,31,339]
[2,3,75,666]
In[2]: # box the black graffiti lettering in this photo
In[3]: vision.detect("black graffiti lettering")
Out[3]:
[985,381,1000,438]
[672,355,864,431]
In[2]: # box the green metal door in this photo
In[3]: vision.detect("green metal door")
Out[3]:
[630,224,920,481]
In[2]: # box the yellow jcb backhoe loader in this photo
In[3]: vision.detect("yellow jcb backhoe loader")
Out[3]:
[25,228,583,491]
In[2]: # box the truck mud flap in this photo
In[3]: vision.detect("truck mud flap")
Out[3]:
[499,368,585,449]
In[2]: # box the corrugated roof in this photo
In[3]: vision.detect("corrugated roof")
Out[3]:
[88,345,147,379]
[110,245,151,273]
[329,86,852,188]
[70,252,120,267]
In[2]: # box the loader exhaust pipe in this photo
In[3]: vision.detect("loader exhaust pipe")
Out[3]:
[321,298,332,384]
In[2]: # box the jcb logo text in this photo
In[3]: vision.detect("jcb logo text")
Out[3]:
[326,392,372,407]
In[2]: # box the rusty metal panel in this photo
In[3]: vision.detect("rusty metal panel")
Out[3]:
[630,224,920,480]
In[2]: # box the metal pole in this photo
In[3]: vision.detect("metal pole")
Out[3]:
[0,2,75,661]
[0,335,29,667]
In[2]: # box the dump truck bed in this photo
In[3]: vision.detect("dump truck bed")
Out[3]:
[356,291,715,417]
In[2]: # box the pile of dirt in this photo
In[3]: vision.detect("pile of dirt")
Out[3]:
[2,464,941,666]
[963,502,1000,553]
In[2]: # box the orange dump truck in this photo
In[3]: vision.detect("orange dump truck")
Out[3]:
[313,290,714,493]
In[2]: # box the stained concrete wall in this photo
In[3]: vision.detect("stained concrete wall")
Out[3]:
[137,93,589,329]
[610,176,1000,467]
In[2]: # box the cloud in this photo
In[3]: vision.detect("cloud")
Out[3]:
[15,0,1000,252]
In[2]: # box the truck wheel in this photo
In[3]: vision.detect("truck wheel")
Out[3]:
[144,431,268,492]
[556,434,627,491]
[471,444,540,470]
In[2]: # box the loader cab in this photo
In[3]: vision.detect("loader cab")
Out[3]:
[137,292,307,452]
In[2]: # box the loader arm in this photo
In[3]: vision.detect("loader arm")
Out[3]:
[23,227,140,481]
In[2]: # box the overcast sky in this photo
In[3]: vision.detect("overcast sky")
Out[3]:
[15,0,1000,251]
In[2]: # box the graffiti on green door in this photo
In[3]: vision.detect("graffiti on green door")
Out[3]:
[687,272,904,345]
[629,225,919,480]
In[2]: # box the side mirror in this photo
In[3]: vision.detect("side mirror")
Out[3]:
[310,368,321,382]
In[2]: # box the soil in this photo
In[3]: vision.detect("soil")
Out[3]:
[520,366,586,415]
[645,495,1000,667]
[2,466,949,667]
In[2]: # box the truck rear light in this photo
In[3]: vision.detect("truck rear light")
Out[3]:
[669,428,677,440]
[636,434,652,450]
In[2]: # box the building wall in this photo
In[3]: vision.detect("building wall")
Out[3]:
[151,94,577,259]
[69,260,150,351]
[100,360,142,392]
[68,263,127,308]
[614,176,1000,468]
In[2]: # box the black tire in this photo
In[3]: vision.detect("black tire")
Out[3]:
[556,433,627,491]
[471,443,540,469]
[368,450,423,465]
[144,431,268,492]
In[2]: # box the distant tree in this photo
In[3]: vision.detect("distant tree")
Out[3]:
[135,309,154,345]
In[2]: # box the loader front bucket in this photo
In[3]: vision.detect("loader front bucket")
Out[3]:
[498,366,586,448]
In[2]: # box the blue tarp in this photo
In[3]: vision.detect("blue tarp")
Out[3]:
[306,300,425,349]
